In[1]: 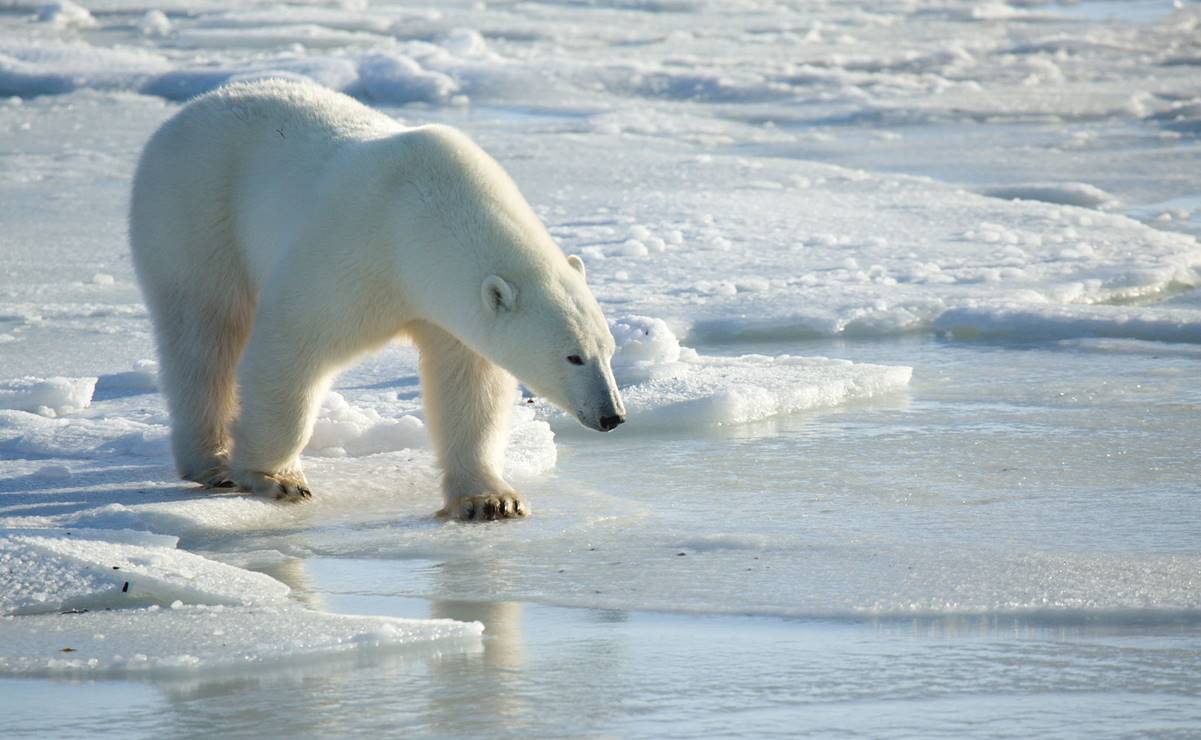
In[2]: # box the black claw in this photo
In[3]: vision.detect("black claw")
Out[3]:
[462,501,475,519]
[212,479,236,489]
[482,499,499,520]
[298,486,312,499]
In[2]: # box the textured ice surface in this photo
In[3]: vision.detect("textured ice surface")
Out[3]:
[0,376,96,416]
[590,316,912,428]
[0,528,288,615]
[0,604,481,676]
[935,302,1201,342]
[1,0,1200,730]
[617,354,912,428]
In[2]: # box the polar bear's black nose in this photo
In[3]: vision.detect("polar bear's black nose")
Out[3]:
[599,414,625,431]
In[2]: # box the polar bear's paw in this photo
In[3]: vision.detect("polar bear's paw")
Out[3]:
[441,493,528,522]
[181,455,232,487]
[193,465,238,490]
[231,469,313,502]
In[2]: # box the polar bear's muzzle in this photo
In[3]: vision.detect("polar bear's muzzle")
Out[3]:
[574,368,626,433]
[598,413,625,431]
[579,405,625,432]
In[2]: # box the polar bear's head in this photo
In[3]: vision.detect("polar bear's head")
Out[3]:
[391,123,625,430]
[477,255,625,432]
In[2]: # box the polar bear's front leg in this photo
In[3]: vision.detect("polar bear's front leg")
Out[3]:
[410,321,527,521]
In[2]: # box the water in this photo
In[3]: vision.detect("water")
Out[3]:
[6,596,1200,738]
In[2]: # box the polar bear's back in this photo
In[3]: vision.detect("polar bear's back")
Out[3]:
[131,80,403,287]
[180,79,401,142]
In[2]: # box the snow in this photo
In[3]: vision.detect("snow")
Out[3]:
[34,2,96,30]
[615,353,912,429]
[979,181,1118,209]
[0,604,480,676]
[0,376,96,417]
[935,302,1201,343]
[0,525,480,674]
[1,0,1200,731]
[0,527,286,616]
[598,316,912,428]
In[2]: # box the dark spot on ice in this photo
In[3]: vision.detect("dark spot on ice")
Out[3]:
[60,647,76,652]
[677,552,686,556]
[112,566,119,570]
[121,581,129,593]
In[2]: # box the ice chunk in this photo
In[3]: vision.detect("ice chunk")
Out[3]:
[610,315,689,384]
[0,604,482,676]
[306,391,426,457]
[0,528,289,616]
[595,316,910,428]
[617,354,912,428]
[980,182,1117,210]
[935,303,1201,343]
[356,52,459,104]
[138,10,173,38]
[0,376,96,417]
[505,404,557,478]
[35,1,96,29]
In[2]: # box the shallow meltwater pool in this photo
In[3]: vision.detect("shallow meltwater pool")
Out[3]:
[7,335,1201,737]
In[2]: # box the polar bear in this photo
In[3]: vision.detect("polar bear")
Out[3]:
[129,79,625,521]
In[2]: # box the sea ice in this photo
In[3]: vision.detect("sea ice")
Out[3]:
[0,604,481,676]
[1,0,1199,710]
[935,303,1201,343]
[0,376,96,417]
[598,316,911,428]
[0,527,287,616]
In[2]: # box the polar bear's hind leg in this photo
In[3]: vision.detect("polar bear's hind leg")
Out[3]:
[149,283,254,488]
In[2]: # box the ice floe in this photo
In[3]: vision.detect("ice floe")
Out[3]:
[0,376,96,417]
[0,604,480,676]
[935,303,1201,343]
[597,316,911,428]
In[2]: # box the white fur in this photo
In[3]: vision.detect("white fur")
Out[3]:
[129,79,624,517]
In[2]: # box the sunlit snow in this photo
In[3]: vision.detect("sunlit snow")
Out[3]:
[1,0,1200,734]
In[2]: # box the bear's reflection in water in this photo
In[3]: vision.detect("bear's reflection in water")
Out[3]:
[146,555,634,735]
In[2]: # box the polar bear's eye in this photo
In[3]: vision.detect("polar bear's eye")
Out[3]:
[566,355,584,366]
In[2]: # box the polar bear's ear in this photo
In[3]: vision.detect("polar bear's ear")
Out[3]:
[567,254,586,280]
[482,275,517,314]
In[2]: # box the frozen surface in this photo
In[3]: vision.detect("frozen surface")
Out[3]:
[935,302,1201,342]
[613,352,912,429]
[2,0,1200,735]
[0,604,481,676]
[0,375,96,416]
